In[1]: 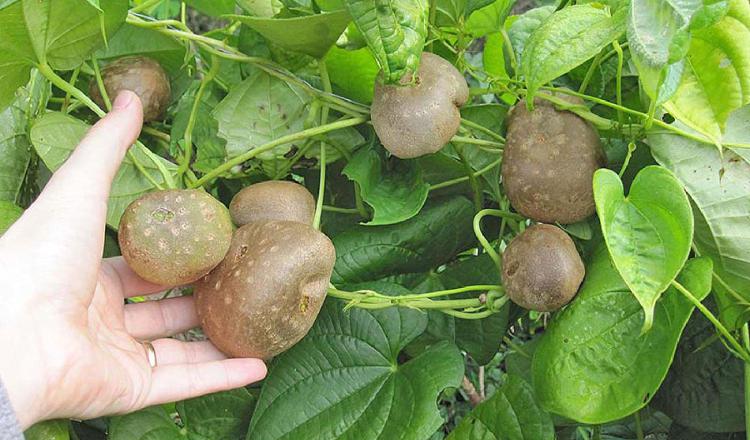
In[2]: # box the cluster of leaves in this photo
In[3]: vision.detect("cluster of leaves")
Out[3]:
[1,0,749,438]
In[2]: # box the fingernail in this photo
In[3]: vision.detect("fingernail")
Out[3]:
[112,91,135,110]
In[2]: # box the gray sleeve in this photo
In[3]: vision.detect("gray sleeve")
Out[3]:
[0,379,22,440]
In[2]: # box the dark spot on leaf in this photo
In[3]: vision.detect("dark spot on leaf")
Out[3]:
[662,113,675,123]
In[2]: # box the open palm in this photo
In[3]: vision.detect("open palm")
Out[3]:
[0,92,265,429]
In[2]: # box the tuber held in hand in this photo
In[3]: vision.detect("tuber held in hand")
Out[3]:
[118,189,233,286]
[229,180,316,226]
[195,220,336,360]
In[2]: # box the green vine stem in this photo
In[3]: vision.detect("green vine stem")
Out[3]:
[612,40,625,125]
[62,66,80,113]
[671,279,750,362]
[37,62,175,190]
[452,136,504,149]
[326,284,506,319]
[634,410,644,440]
[742,324,750,440]
[578,49,604,95]
[188,117,366,188]
[313,60,332,231]
[429,157,502,191]
[178,54,220,178]
[126,14,371,117]
[455,144,483,211]
[473,209,525,267]
[460,117,505,142]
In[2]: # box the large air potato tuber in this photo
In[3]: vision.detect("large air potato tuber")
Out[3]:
[501,224,584,312]
[501,96,606,224]
[229,180,316,226]
[195,220,336,359]
[371,52,469,159]
[90,56,171,122]
[118,189,233,286]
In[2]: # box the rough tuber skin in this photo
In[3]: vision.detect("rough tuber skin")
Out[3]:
[195,220,336,360]
[371,52,469,159]
[501,224,584,312]
[90,56,171,122]
[118,189,233,286]
[229,180,316,226]
[501,96,606,224]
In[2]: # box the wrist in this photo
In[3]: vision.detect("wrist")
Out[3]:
[0,328,50,429]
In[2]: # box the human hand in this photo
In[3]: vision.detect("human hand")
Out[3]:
[0,91,266,429]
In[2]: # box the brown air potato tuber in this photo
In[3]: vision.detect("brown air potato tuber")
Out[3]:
[90,56,171,122]
[371,52,469,159]
[229,180,316,226]
[501,224,584,312]
[195,220,336,359]
[118,189,233,286]
[501,96,606,224]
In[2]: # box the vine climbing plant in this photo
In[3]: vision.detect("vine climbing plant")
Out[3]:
[2,0,750,439]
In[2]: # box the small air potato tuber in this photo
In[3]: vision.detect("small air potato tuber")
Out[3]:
[195,220,336,360]
[371,52,469,159]
[90,56,171,122]
[118,189,233,286]
[229,180,316,226]
[501,95,606,224]
[501,224,584,312]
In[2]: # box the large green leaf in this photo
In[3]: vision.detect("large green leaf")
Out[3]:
[0,201,23,234]
[664,0,750,142]
[109,405,183,440]
[213,68,309,161]
[177,388,256,439]
[30,112,178,228]
[0,58,30,112]
[627,0,701,68]
[325,46,378,104]
[654,309,745,433]
[649,108,750,329]
[593,166,694,330]
[507,6,554,65]
[24,420,70,440]
[447,375,554,440]
[247,291,464,440]
[331,196,476,283]
[464,0,515,37]
[531,245,713,424]
[521,4,626,102]
[345,0,429,83]
[0,0,126,69]
[343,143,429,226]
[0,0,125,110]
[228,10,351,59]
[110,389,256,440]
[0,93,31,203]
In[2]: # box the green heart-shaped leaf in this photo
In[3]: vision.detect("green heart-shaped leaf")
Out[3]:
[593,166,694,331]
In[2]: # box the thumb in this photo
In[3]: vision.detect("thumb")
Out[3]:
[38,90,144,205]
[3,91,144,269]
